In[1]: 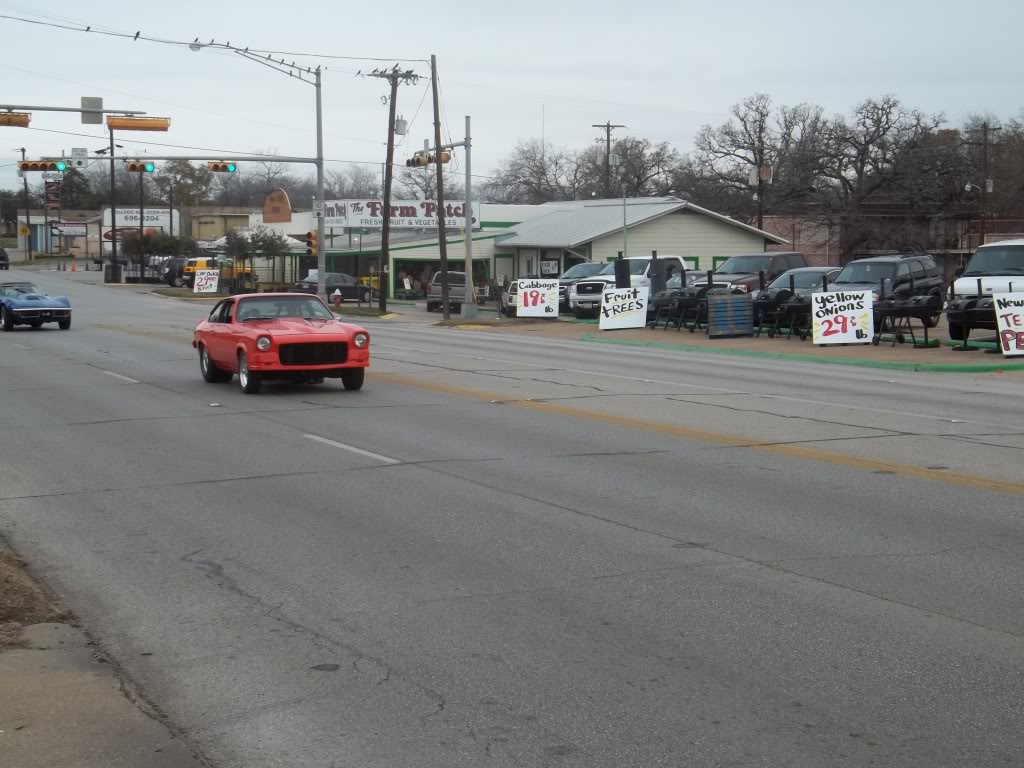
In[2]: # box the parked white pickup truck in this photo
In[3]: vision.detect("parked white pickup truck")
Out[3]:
[946,239,1024,341]
[568,256,687,319]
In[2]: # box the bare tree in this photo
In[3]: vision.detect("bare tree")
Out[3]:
[326,165,383,198]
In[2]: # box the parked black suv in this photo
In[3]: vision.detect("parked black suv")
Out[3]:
[0,248,9,270]
[831,254,944,327]
[692,252,808,293]
[162,257,188,287]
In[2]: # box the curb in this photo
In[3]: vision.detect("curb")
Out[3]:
[577,334,1024,373]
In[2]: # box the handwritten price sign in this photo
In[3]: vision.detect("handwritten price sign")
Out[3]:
[517,279,559,317]
[994,293,1024,356]
[193,269,220,294]
[811,290,873,344]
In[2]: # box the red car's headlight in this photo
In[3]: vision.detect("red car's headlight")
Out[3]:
[353,332,369,349]
[256,336,272,351]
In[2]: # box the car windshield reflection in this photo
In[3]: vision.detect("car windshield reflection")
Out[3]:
[236,297,334,321]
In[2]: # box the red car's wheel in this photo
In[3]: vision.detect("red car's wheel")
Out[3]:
[237,350,262,394]
[341,368,364,391]
[199,345,231,383]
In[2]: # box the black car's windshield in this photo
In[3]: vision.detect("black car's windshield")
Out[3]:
[236,296,333,321]
[598,260,647,276]
[833,262,895,286]
[963,245,1024,276]
[769,271,827,290]
[432,272,466,285]
[715,255,772,274]
[561,263,604,280]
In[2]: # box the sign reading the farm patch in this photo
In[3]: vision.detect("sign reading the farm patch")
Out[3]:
[599,286,649,331]
[994,293,1024,356]
[811,290,873,344]
[193,270,220,294]
[517,279,559,317]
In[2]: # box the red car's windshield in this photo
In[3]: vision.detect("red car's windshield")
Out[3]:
[236,296,333,321]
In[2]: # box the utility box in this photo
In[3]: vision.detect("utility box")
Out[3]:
[707,293,754,338]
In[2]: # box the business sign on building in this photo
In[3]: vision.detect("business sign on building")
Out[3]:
[811,290,873,344]
[994,293,1024,356]
[322,199,480,230]
[263,188,292,224]
[101,207,179,242]
[599,287,649,330]
[45,181,62,210]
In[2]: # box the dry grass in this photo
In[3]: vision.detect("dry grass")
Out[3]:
[0,552,66,647]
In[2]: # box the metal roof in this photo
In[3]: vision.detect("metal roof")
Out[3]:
[494,198,787,249]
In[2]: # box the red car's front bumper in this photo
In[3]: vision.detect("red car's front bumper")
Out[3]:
[246,348,369,373]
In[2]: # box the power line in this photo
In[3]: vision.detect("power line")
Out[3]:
[0,12,427,64]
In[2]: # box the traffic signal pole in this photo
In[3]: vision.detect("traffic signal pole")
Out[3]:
[20,148,32,260]
[109,127,118,275]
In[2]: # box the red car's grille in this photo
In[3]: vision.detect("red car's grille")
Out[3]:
[278,342,348,366]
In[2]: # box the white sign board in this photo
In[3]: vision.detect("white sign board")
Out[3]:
[599,287,650,330]
[192,270,220,294]
[811,290,874,344]
[312,200,324,219]
[50,222,87,237]
[994,293,1024,356]
[517,279,559,317]
[321,199,480,230]
[540,259,560,276]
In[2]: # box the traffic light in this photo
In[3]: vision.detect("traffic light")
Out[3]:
[106,116,171,132]
[208,162,237,172]
[125,160,156,173]
[0,112,31,128]
[406,151,429,168]
[18,160,67,172]
[306,230,318,258]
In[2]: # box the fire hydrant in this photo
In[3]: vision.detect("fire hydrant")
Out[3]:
[332,289,342,308]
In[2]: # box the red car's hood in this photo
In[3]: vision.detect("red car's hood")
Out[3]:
[240,318,362,336]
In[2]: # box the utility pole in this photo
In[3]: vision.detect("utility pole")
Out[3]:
[756,119,765,231]
[370,66,419,313]
[19,148,32,259]
[462,115,475,320]
[314,67,327,302]
[593,121,625,199]
[966,122,1002,249]
[138,170,145,281]
[431,54,451,321]
[109,127,118,277]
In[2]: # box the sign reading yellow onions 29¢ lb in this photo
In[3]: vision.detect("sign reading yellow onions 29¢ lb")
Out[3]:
[517,279,559,317]
[811,290,873,344]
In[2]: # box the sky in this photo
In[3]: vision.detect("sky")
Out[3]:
[1,0,1022,194]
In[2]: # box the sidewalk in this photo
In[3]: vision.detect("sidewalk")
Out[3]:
[0,549,204,768]
[469,317,1024,373]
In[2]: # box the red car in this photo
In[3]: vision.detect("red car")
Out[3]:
[192,293,370,394]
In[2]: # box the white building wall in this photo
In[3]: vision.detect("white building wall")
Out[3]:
[589,210,767,271]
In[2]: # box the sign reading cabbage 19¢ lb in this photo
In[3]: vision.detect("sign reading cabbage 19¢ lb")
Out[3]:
[994,293,1024,356]
[193,270,220,294]
[811,290,873,344]
[517,279,559,317]
[599,287,649,331]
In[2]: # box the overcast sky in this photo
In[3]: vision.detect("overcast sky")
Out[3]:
[2,0,1021,195]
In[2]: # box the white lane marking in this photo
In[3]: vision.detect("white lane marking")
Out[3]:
[303,434,401,465]
[100,370,140,384]
[375,341,1019,431]
[13,343,31,349]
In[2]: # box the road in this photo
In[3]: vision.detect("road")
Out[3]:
[2,268,1023,767]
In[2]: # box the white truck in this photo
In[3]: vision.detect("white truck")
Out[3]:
[945,239,1024,341]
[568,256,687,319]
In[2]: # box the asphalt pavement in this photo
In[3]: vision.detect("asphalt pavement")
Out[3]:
[2,267,1023,767]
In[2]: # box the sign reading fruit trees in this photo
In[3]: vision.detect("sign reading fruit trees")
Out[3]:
[994,293,1024,356]
[517,279,558,317]
[811,290,874,345]
[599,286,649,331]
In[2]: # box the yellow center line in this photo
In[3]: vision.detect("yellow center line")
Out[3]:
[375,372,1024,496]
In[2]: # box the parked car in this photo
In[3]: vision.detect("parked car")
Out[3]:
[569,256,688,319]
[557,262,606,311]
[293,272,371,302]
[426,270,468,312]
[752,267,842,299]
[692,252,808,294]
[182,256,256,288]
[946,239,1024,341]
[0,248,9,270]
[192,293,370,394]
[1,281,72,331]
[831,254,944,327]
[162,257,189,287]
[500,280,519,317]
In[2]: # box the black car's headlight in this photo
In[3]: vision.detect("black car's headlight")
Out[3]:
[256,336,272,351]
[353,332,369,349]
